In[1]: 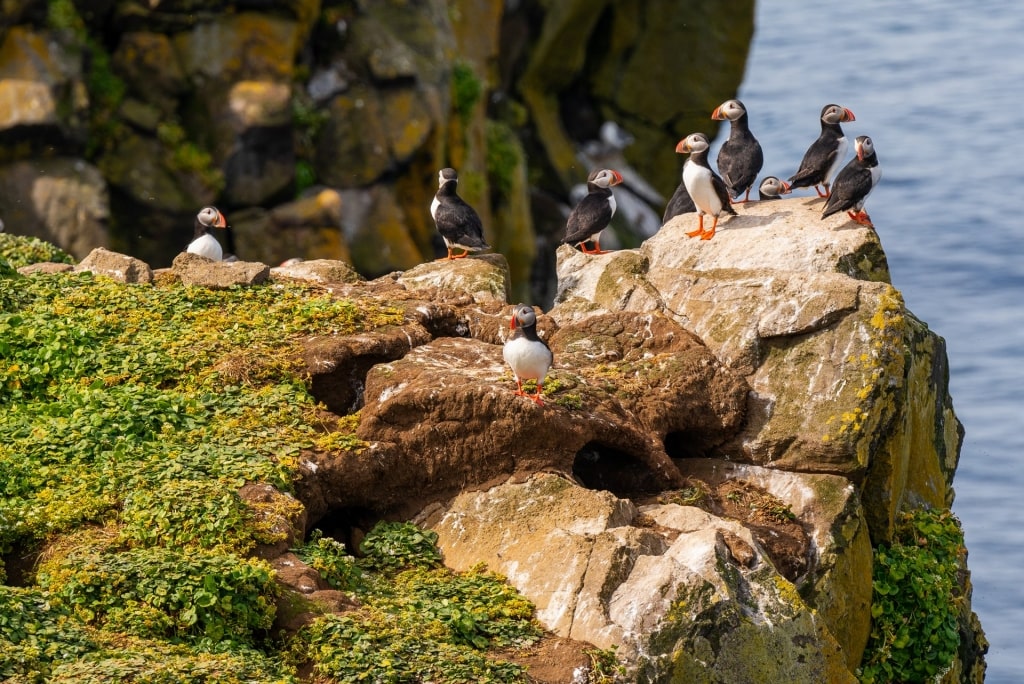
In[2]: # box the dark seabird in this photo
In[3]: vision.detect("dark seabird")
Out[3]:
[431,167,490,260]
[502,304,553,406]
[712,99,764,203]
[676,133,736,240]
[757,176,792,201]
[187,206,228,261]
[822,135,881,227]
[563,168,623,254]
[788,104,856,197]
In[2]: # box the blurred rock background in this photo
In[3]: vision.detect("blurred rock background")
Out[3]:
[0,0,753,304]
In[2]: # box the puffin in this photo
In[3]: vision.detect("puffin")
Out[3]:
[788,104,856,198]
[187,206,228,261]
[562,168,623,254]
[502,304,553,406]
[758,176,792,201]
[662,176,697,224]
[431,167,490,260]
[676,132,736,240]
[711,99,764,203]
[821,135,881,227]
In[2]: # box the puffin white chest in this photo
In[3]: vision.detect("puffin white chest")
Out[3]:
[683,161,722,216]
[430,195,441,221]
[187,233,223,261]
[503,336,552,383]
[825,136,849,185]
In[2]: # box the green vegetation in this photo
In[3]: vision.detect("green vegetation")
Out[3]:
[156,121,226,194]
[485,120,523,200]
[0,235,548,681]
[0,233,74,270]
[858,509,965,683]
[451,60,483,122]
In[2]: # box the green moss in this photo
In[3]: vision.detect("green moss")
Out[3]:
[485,120,522,199]
[451,60,483,122]
[156,121,226,194]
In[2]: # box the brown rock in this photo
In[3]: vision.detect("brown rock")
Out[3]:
[75,247,153,284]
[17,262,75,275]
[171,251,270,288]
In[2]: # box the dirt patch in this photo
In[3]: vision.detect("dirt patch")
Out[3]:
[501,634,593,683]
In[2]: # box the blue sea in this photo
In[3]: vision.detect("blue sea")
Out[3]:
[723,1,1024,680]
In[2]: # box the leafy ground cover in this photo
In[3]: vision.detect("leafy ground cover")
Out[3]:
[0,239,550,682]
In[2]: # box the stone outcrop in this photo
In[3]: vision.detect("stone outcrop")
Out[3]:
[170,251,270,288]
[75,247,153,284]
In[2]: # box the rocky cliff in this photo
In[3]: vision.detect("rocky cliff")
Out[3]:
[0,0,752,306]
[1,193,986,681]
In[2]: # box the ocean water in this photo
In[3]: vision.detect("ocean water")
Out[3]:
[720,1,1024,680]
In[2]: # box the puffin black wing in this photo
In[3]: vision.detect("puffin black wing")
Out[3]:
[662,180,696,223]
[435,197,489,250]
[564,191,614,245]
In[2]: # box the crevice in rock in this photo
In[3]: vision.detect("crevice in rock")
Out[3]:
[1,541,40,587]
[572,442,666,498]
[305,505,382,557]
[663,430,708,460]
[308,354,390,415]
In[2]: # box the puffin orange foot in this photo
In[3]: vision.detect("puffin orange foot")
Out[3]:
[699,229,717,240]
[815,185,829,198]
[685,228,705,238]
[852,211,874,227]
[530,393,545,406]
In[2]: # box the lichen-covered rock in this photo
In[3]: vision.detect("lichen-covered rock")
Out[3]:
[397,254,511,304]
[75,247,153,283]
[0,26,83,137]
[271,258,363,285]
[426,473,857,684]
[553,198,962,543]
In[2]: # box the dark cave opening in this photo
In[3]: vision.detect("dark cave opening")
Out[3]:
[1,541,40,588]
[664,430,708,460]
[306,506,382,557]
[572,442,665,498]
[308,355,390,416]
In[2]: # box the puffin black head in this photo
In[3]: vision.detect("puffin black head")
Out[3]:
[855,135,874,161]
[711,99,747,122]
[438,167,458,188]
[759,176,792,198]
[195,206,227,233]
[587,168,623,189]
[675,132,710,155]
[821,104,856,125]
[509,304,537,331]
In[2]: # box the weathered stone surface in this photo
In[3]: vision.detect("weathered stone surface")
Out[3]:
[112,31,189,114]
[0,26,83,138]
[171,251,270,288]
[397,253,511,304]
[339,185,426,276]
[426,474,856,684]
[17,262,75,275]
[552,197,962,542]
[75,247,153,283]
[0,159,109,260]
[271,258,363,285]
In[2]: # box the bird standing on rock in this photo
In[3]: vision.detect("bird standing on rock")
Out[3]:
[677,133,736,240]
[502,304,553,406]
[187,206,228,261]
[757,176,792,201]
[822,135,881,228]
[431,168,490,260]
[562,168,623,254]
[788,104,856,198]
[712,99,763,203]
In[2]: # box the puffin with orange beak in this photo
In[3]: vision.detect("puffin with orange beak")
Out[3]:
[758,176,792,201]
[186,206,228,261]
[502,304,553,406]
[822,135,881,227]
[677,132,736,240]
[788,104,856,198]
[711,99,763,203]
[562,168,623,254]
[431,167,491,260]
